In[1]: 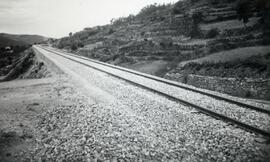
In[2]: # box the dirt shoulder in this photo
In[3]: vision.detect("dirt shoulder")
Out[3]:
[0,76,94,161]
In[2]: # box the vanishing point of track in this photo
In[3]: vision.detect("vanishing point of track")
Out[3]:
[40,46,270,137]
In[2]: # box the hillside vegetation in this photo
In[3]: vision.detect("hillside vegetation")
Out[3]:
[53,0,270,80]
[0,47,51,81]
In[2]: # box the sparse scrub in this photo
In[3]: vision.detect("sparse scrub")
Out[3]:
[108,28,115,34]
[245,91,252,98]
[206,28,220,38]
[71,44,78,51]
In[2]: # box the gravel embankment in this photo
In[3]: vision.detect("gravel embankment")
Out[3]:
[55,50,270,131]
[32,46,269,161]
[52,47,270,111]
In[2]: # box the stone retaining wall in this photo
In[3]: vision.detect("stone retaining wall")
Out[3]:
[165,73,270,100]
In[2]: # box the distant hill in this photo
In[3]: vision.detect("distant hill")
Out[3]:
[0,33,48,48]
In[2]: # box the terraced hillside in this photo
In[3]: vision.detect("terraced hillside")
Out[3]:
[53,0,270,100]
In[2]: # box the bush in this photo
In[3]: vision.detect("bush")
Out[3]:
[189,24,202,38]
[236,0,253,24]
[108,28,114,34]
[71,44,78,51]
[172,1,183,15]
[192,11,204,24]
[78,42,84,48]
[182,73,188,84]
[206,28,220,38]
[188,11,204,38]
[245,91,252,98]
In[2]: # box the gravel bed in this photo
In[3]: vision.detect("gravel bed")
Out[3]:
[33,47,270,161]
[52,47,270,111]
[59,52,270,132]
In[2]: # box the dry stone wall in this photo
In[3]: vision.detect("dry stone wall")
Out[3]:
[165,73,270,100]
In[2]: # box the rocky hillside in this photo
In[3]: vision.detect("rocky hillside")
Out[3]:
[0,48,51,82]
[53,0,270,99]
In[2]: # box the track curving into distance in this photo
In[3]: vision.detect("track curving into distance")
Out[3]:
[39,46,270,137]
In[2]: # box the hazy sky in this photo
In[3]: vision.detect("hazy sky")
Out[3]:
[0,0,178,38]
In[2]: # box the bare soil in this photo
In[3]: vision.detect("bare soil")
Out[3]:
[0,77,91,161]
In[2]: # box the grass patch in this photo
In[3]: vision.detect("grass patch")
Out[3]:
[180,52,270,78]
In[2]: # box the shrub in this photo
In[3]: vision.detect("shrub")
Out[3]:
[206,28,220,38]
[78,42,84,48]
[245,91,252,98]
[189,24,202,38]
[192,11,204,24]
[236,0,253,24]
[71,44,78,51]
[172,1,183,15]
[188,11,204,38]
[108,28,114,34]
[160,42,166,48]
[182,73,188,84]
[159,37,174,48]
[140,32,145,36]
[111,54,120,61]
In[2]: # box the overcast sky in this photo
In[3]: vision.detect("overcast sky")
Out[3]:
[0,0,178,38]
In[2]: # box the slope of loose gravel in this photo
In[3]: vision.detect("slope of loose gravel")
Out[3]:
[50,48,270,131]
[31,46,270,161]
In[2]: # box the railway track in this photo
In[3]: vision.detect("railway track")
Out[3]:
[39,46,270,137]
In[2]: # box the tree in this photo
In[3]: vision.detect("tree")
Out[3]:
[255,0,270,43]
[71,44,77,51]
[189,11,204,38]
[236,0,270,33]
[206,28,220,38]
[236,0,253,25]
[69,32,73,37]
[255,0,270,25]
[192,11,204,24]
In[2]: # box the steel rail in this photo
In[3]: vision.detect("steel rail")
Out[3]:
[43,46,270,115]
[39,46,270,137]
